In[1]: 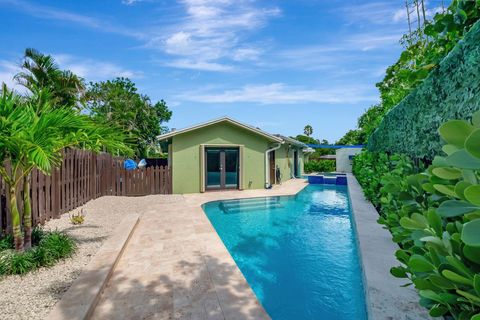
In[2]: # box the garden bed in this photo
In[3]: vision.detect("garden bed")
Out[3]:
[0,196,149,320]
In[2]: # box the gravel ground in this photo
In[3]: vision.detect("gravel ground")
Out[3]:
[0,195,181,320]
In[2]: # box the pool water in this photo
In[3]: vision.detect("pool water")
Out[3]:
[202,184,367,320]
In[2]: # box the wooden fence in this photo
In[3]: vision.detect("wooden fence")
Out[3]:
[0,149,171,233]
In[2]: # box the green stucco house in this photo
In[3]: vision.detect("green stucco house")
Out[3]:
[157,117,313,194]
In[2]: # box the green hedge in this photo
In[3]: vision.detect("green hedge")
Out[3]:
[304,160,335,173]
[368,20,480,160]
[355,112,480,319]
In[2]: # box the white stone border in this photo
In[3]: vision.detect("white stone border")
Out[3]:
[346,173,430,320]
[48,213,140,320]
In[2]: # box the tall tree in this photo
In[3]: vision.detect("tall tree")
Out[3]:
[0,84,132,250]
[14,48,85,108]
[86,78,172,157]
[303,125,313,137]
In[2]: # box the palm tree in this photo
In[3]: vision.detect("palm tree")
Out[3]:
[304,125,313,137]
[0,85,132,250]
[14,48,85,109]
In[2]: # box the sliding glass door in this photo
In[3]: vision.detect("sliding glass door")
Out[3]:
[205,147,239,190]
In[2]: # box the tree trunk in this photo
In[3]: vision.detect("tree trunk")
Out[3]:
[23,174,32,250]
[9,186,23,251]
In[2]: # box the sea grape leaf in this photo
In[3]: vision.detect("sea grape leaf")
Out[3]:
[437,200,480,217]
[438,120,474,147]
[461,219,480,247]
[464,186,480,206]
[465,129,480,159]
[432,167,462,180]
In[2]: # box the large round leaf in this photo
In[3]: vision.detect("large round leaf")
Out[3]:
[454,181,472,200]
[429,305,448,317]
[464,185,480,206]
[438,120,474,147]
[463,245,480,264]
[461,219,480,247]
[446,150,480,170]
[400,216,427,230]
[429,275,455,290]
[432,167,462,180]
[473,110,480,128]
[434,184,457,197]
[409,254,435,272]
[427,210,442,236]
[475,275,480,296]
[465,128,480,159]
[442,144,459,156]
[436,200,480,217]
[442,270,473,286]
[432,156,448,167]
[390,266,408,278]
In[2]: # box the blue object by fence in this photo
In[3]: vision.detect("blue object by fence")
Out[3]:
[138,159,147,168]
[124,159,137,170]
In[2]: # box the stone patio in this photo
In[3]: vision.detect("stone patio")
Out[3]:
[90,179,308,320]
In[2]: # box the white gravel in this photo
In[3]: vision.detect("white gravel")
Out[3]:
[0,195,180,320]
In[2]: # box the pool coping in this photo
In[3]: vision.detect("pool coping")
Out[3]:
[346,173,431,320]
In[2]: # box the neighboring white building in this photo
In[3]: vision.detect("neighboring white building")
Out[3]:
[336,148,362,172]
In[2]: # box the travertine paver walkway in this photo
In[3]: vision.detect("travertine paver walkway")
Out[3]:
[91,179,308,319]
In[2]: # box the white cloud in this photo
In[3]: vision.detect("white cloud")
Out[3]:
[347,33,402,51]
[0,54,141,89]
[1,0,144,39]
[148,0,280,71]
[393,9,406,23]
[340,2,405,26]
[164,59,233,72]
[54,54,143,81]
[1,0,277,72]
[122,0,143,5]
[176,83,377,105]
[0,60,21,89]
[232,47,262,61]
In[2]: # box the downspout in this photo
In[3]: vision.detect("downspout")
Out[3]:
[265,142,283,189]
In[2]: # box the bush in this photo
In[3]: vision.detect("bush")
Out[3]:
[70,209,85,225]
[0,229,76,276]
[368,20,480,160]
[304,160,335,173]
[354,111,480,319]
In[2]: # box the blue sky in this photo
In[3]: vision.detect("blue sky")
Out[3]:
[0,0,435,142]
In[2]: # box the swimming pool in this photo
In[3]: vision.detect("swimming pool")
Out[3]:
[202,184,367,320]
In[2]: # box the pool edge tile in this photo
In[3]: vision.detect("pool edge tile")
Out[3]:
[346,173,432,320]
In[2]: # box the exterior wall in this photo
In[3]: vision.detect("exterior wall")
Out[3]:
[171,122,272,194]
[299,152,305,175]
[275,144,304,182]
[336,148,362,173]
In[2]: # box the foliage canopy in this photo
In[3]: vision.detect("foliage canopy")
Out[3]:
[86,77,172,158]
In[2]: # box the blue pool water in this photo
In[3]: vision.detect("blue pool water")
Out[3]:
[202,184,367,320]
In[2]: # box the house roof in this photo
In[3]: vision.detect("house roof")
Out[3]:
[319,154,336,160]
[273,134,308,148]
[157,117,284,143]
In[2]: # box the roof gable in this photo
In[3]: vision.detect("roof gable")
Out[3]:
[157,117,283,143]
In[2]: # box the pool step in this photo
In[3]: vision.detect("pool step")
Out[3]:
[220,198,283,214]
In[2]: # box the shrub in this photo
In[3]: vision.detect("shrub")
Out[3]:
[0,234,13,251]
[304,160,335,173]
[354,111,480,319]
[70,209,85,225]
[368,20,480,160]
[0,229,75,276]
